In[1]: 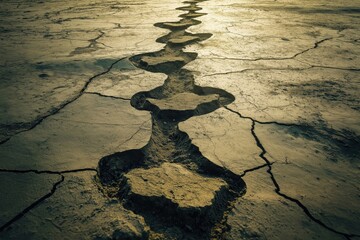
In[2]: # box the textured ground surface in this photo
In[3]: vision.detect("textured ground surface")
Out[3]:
[0,0,359,239]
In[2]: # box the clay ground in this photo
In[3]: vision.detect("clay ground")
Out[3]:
[0,0,359,239]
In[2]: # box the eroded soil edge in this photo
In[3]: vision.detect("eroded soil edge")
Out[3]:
[97,0,247,239]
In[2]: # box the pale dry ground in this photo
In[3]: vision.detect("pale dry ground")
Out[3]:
[182,0,360,238]
[0,0,359,239]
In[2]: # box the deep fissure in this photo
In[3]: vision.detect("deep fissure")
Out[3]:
[97,0,247,239]
[1,0,356,239]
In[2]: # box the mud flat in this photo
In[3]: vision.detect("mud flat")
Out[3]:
[0,0,359,239]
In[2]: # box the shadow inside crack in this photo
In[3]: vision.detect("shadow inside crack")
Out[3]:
[97,1,246,239]
[98,125,245,239]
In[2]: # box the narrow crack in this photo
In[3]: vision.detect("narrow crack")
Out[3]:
[0,174,65,232]
[114,119,151,149]
[292,37,333,58]
[0,168,98,175]
[69,30,106,56]
[0,57,127,146]
[308,65,360,71]
[5,1,356,239]
[224,105,301,127]
[200,37,333,62]
[201,67,313,77]
[84,91,131,101]
[0,168,98,231]
[227,106,359,239]
[201,65,360,78]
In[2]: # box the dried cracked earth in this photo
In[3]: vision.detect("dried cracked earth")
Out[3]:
[0,0,359,239]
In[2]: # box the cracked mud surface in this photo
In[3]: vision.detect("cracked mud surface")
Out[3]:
[0,0,359,239]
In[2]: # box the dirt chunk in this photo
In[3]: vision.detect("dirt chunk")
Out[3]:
[148,92,219,111]
[124,163,227,208]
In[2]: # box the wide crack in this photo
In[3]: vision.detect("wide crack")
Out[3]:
[97,0,247,239]
[2,0,355,239]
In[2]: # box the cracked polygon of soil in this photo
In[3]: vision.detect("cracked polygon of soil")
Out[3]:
[0,58,164,146]
[0,58,126,145]
[0,94,152,171]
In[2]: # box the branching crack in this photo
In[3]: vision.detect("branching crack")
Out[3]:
[69,30,107,56]
[0,167,98,232]
[114,119,151,149]
[239,163,272,177]
[226,106,359,239]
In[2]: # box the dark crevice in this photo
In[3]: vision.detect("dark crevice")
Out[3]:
[96,1,247,239]
[98,120,246,239]
[130,79,235,123]
[0,175,65,232]
[239,162,272,178]
[130,50,198,74]
[1,1,354,239]
[0,57,127,146]
[227,106,359,239]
